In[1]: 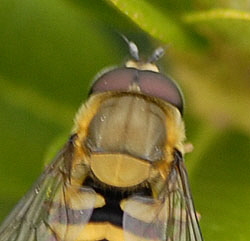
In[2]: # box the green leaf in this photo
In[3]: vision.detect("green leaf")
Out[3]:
[1,77,75,129]
[187,126,250,240]
[106,0,199,48]
[183,8,250,22]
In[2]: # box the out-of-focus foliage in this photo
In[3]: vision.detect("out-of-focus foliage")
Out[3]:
[0,0,249,240]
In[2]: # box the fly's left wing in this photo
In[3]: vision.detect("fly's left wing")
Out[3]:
[122,151,203,241]
[0,137,96,241]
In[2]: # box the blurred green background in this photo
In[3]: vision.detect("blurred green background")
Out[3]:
[0,0,250,240]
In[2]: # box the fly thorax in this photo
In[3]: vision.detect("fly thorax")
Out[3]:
[85,94,167,187]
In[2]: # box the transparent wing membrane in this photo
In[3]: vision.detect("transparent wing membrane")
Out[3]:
[123,152,203,241]
[0,141,96,241]
[47,184,96,241]
[123,196,167,241]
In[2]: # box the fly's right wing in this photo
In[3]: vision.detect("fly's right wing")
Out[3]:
[0,136,96,241]
[122,151,203,241]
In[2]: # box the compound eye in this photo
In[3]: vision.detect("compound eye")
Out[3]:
[89,68,138,95]
[138,71,184,114]
[89,68,184,115]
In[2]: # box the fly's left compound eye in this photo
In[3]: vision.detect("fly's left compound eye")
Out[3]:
[89,67,184,115]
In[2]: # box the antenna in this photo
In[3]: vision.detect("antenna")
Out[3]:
[148,46,166,63]
[121,35,140,61]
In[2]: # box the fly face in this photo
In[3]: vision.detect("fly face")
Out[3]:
[0,39,203,241]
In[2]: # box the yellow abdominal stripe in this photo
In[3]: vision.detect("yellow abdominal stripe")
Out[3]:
[52,223,124,241]
[77,222,157,241]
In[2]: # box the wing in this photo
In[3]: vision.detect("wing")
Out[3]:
[123,150,203,241]
[0,135,96,241]
[163,151,203,241]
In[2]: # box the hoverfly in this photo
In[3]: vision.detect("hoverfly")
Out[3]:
[0,38,203,241]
